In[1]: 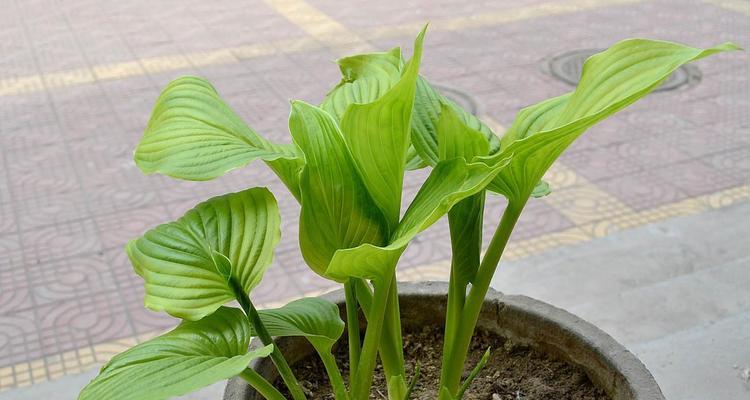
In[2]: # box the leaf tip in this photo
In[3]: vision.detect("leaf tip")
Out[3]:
[720,41,743,51]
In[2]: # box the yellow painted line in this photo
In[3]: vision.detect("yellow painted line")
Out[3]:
[0,0,643,97]
[704,0,750,15]
[367,0,643,40]
[261,0,375,54]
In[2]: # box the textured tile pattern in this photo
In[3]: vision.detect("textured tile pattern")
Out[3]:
[0,0,748,390]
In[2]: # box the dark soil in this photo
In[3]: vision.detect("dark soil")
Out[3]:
[275,325,610,399]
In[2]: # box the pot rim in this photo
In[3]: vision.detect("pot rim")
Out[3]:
[225,281,664,400]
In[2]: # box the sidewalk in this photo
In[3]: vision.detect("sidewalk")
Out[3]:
[0,0,748,397]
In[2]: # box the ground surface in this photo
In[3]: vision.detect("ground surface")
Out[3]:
[0,0,748,398]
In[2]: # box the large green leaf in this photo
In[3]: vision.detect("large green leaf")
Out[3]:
[289,100,388,278]
[485,39,739,202]
[126,188,281,320]
[135,76,304,198]
[411,76,500,166]
[256,297,345,351]
[325,156,509,282]
[339,27,426,229]
[79,307,273,400]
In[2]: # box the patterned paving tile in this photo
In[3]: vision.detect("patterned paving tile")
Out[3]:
[597,171,689,211]
[0,0,748,390]
[655,159,742,197]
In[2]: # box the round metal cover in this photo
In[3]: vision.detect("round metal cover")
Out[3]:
[543,49,701,92]
[433,84,480,114]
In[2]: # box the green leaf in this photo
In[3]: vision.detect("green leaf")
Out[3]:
[318,41,427,173]
[325,157,510,282]
[289,100,388,278]
[412,76,500,166]
[126,188,281,320]
[340,27,426,229]
[321,47,403,121]
[485,39,739,202]
[437,102,490,161]
[79,307,273,400]
[405,145,428,170]
[256,297,345,351]
[135,76,304,199]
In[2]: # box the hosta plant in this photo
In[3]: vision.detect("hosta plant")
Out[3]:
[79,25,738,400]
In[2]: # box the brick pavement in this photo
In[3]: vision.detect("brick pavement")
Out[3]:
[0,0,748,391]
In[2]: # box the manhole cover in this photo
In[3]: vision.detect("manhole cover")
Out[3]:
[543,49,701,92]
[434,84,480,114]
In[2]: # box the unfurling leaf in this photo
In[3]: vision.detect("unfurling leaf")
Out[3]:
[135,76,304,198]
[79,307,272,400]
[126,188,281,320]
[340,26,426,229]
[321,47,403,121]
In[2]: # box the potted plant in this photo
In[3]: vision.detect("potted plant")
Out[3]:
[78,26,738,400]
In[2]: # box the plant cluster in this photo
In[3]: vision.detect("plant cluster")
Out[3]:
[79,26,737,400]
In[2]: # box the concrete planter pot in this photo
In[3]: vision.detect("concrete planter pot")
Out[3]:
[224,281,664,400]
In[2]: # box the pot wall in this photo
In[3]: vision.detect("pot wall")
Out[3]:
[224,281,664,400]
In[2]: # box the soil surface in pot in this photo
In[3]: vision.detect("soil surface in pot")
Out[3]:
[275,325,609,399]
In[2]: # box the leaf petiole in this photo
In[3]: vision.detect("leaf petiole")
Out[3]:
[231,278,307,400]
[239,368,288,400]
[344,279,361,378]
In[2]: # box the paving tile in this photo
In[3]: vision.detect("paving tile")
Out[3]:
[655,159,741,197]
[597,171,689,211]
[560,147,642,182]
[703,147,750,183]
[0,273,32,315]
[19,220,102,265]
[28,252,118,309]
[36,293,134,357]
[94,205,171,250]
[508,198,576,241]
[0,310,42,368]
[659,126,749,159]
[614,137,693,170]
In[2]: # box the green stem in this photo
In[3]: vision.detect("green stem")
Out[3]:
[438,200,526,398]
[352,278,406,395]
[350,275,394,399]
[440,273,466,387]
[231,279,307,400]
[343,280,361,379]
[382,276,406,395]
[239,368,288,400]
[317,348,349,400]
